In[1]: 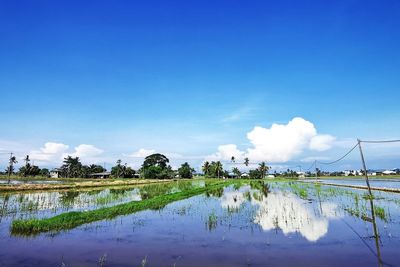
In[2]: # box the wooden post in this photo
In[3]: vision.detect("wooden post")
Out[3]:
[358,139,382,266]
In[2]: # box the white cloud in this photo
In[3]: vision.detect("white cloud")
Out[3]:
[252,191,329,242]
[67,144,103,158]
[30,142,69,162]
[246,117,317,162]
[309,134,336,151]
[205,144,245,162]
[29,143,104,165]
[207,117,336,163]
[127,148,156,158]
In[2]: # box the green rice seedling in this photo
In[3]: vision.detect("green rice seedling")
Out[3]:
[11,181,230,235]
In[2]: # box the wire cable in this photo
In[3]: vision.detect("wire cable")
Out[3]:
[360,139,400,144]
[306,160,316,171]
[317,143,359,165]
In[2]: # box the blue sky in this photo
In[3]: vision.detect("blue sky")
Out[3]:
[0,0,399,171]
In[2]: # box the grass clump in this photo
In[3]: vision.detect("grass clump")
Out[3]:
[374,206,387,222]
[11,181,230,236]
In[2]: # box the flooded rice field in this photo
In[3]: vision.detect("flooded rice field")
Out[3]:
[0,180,63,185]
[0,180,399,267]
[302,178,400,189]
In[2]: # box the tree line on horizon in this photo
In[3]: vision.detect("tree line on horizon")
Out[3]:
[0,153,277,180]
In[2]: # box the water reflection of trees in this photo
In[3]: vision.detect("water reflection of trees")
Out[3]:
[59,191,81,207]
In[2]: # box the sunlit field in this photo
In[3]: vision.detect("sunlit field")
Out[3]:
[1,178,399,266]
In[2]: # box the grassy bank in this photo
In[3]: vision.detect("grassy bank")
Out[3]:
[10,181,231,236]
[304,175,400,180]
[0,178,179,192]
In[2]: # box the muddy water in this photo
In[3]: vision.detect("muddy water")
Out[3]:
[0,181,399,267]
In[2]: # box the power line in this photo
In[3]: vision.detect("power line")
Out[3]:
[306,160,316,171]
[360,139,400,144]
[317,143,359,165]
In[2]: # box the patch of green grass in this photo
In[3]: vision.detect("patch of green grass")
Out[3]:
[206,211,218,230]
[374,206,388,222]
[11,181,231,236]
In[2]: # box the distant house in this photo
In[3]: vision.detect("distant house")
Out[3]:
[296,172,305,178]
[89,171,111,179]
[50,168,61,178]
[382,170,396,175]
[344,170,362,176]
[227,172,238,179]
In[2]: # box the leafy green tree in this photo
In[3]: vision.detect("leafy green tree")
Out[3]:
[29,165,41,176]
[142,165,173,179]
[111,160,136,178]
[89,164,106,174]
[142,153,169,169]
[60,156,83,178]
[141,153,173,179]
[80,165,91,178]
[40,168,50,177]
[178,162,195,178]
[259,162,270,179]
[202,161,211,176]
[19,164,41,177]
[249,168,262,179]
[232,167,241,178]
[111,160,124,178]
[209,161,224,178]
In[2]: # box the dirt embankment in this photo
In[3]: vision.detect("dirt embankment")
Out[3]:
[0,179,176,192]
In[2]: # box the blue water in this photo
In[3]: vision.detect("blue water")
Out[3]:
[304,178,400,189]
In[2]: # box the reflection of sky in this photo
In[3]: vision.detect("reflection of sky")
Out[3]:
[220,185,251,210]
[219,186,341,242]
[0,188,142,216]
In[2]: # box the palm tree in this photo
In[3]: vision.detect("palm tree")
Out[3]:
[244,157,249,167]
[23,155,31,177]
[202,161,210,177]
[61,156,82,178]
[232,167,241,178]
[24,155,30,165]
[215,161,223,179]
[7,154,18,183]
[259,162,269,179]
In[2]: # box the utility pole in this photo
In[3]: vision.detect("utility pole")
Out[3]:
[357,139,372,196]
[314,160,318,180]
[358,138,381,267]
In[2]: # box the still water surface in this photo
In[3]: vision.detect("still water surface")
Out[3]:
[0,180,399,266]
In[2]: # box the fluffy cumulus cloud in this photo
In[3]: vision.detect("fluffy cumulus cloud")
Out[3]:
[30,142,69,162]
[309,134,336,151]
[207,117,336,163]
[127,148,156,158]
[67,144,103,158]
[205,144,245,162]
[30,142,103,165]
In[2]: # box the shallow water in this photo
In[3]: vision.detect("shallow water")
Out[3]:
[0,180,399,267]
[0,180,63,185]
[305,178,400,189]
